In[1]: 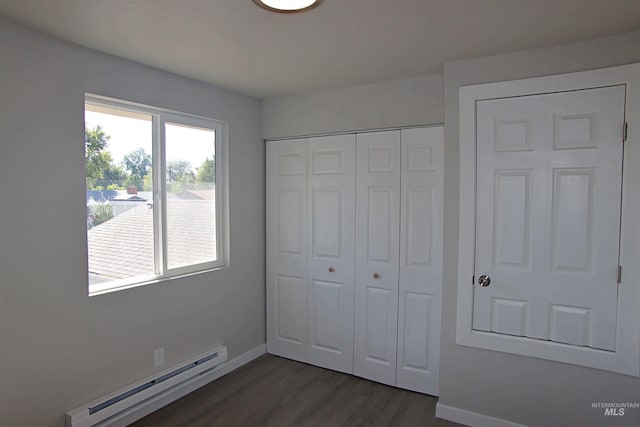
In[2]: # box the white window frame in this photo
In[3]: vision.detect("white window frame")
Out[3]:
[85,94,229,296]
[456,63,640,376]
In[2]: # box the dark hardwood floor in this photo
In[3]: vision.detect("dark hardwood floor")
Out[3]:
[133,354,465,427]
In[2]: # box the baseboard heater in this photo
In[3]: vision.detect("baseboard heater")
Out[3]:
[66,346,228,427]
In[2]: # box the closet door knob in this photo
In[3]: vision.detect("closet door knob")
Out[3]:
[478,275,491,287]
[373,273,380,279]
[328,267,335,273]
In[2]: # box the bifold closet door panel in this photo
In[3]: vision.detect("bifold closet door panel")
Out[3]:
[307,134,356,374]
[354,130,401,386]
[267,128,443,394]
[397,127,444,396]
[266,139,308,362]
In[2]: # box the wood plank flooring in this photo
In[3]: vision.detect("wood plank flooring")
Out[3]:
[133,354,465,427]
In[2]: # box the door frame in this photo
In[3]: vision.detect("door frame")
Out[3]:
[456,63,640,376]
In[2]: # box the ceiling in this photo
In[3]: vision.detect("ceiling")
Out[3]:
[2,0,640,99]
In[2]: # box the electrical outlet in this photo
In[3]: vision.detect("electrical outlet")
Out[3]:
[154,347,165,368]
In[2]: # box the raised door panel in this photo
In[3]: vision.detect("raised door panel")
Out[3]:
[473,86,625,351]
[310,280,342,350]
[397,127,443,395]
[267,139,308,361]
[364,287,393,363]
[276,275,305,344]
[354,130,400,386]
[401,292,431,368]
[307,134,355,373]
[277,190,303,255]
[492,171,531,268]
[312,189,341,258]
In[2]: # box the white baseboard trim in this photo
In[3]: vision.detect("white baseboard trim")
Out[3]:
[106,344,267,426]
[436,403,527,427]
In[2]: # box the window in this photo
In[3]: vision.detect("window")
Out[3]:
[85,95,228,295]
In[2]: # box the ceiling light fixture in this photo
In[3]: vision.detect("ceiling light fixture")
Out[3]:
[253,0,324,13]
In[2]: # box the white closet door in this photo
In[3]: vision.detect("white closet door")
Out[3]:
[266,139,308,362]
[397,127,443,395]
[307,135,356,373]
[473,85,625,351]
[354,130,401,386]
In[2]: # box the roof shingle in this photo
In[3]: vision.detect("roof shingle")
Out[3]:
[88,200,217,282]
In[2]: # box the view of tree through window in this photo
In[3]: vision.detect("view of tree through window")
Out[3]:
[85,99,221,294]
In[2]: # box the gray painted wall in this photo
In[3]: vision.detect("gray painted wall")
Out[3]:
[261,74,443,139]
[440,30,640,427]
[0,20,265,427]
[3,14,640,427]
[263,28,640,427]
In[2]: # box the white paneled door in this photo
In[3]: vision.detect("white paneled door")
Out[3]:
[307,135,356,373]
[354,131,401,386]
[268,127,444,394]
[266,138,308,361]
[473,86,626,351]
[397,127,443,395]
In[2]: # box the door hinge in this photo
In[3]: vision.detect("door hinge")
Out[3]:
[472,275,475,285]
[623,122,628,142]
[617,265,622,284]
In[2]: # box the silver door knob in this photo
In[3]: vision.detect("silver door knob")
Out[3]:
[478,275,491,287]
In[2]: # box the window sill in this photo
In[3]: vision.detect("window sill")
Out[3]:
[456,328,639,376]
[88,264,228,297]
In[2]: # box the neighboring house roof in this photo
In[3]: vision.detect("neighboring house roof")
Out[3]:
[110,194,147,202]
[184,189,214,200]
[88,200,216,282]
